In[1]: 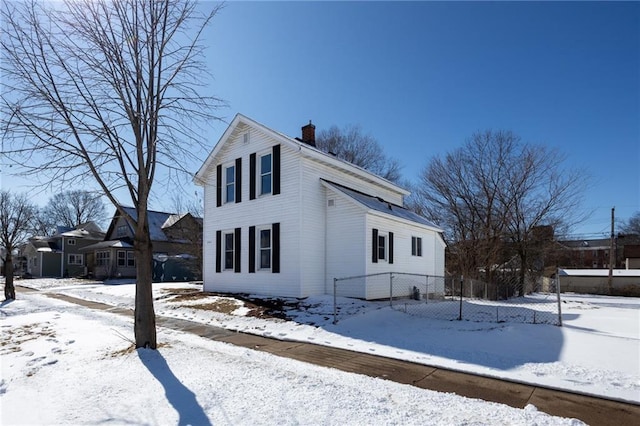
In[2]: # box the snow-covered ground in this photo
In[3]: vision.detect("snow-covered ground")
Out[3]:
[2,278,638,425]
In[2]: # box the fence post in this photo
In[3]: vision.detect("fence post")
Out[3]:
[556,268,563,326]
[425,275,429,304]
[333,278,338,324]
[389,273,393,307]
[458,275,463,320]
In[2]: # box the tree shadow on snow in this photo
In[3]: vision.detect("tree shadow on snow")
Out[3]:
[137,349,211,426]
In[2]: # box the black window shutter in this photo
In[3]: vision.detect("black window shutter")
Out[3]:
[249,153,256,200]
[215,230,221,273]
[273,145,281,195]
[272,222,280,273]
[389,232,394,264]
[248,226,256,273]
[234,227,241,273]
[235,157,242,203]
[216,165,222,207]
[372,228,378,263]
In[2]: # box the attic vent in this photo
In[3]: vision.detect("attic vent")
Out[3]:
[328,199,335,207]
[243,132,250,144]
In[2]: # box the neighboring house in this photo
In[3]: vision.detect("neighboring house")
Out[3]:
[81,207,203,281]
[22,222,105,278]
[554,235,640,270]
[194,114,446,299]
[555,238,614,269]
[623,245,640,269]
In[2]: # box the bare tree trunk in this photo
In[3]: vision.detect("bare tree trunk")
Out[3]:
[134,218,156,349]
[518,250,527,297]
[4,251,16,300]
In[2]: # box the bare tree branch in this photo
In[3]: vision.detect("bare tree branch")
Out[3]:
[1,0,225,348]
[415,130,588,288]
[316,124,403,183]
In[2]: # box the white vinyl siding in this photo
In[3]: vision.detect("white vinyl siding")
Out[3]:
[198,116,444,299]
[201,127,301,296]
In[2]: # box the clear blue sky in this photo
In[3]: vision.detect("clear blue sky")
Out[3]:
[202,0,639,238]
[5,1,639,238]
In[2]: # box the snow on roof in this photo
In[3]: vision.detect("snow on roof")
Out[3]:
[119,206,173,242]
[79,240,134,252]
[559,268,640,277]
[323,180,442,231]
[161,213,187,229]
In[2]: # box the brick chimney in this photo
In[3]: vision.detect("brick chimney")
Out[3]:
[301,120,316,147]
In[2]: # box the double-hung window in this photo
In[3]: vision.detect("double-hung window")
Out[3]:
[259,228,272,270]
[224,232,235,270]
[225,165,235,203]
[378,234,387,261]
[127,251,135,267]
[412,237,423,257]
[118,250,135,267]
[260,153,272,196]
[97,251,110,266]
[116,225,128,237]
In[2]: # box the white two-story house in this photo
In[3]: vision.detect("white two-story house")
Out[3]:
[195,114,445,299]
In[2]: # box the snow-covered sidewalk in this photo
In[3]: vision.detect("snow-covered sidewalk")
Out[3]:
[1,282,590,425]
[20,278,638,404]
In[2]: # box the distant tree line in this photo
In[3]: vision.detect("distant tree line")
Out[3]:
[316,126,595,292]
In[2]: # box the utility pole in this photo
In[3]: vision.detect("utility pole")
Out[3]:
[608,207,615,295]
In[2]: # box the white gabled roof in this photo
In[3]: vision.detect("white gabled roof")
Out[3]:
[194,113,409,196]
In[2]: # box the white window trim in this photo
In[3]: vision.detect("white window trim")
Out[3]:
[96,251,110,266]
[258,151,273,197]
[412,236,423,257]
[224,163,236,204]
[223,230,235,271]
[257,225,272,271]
[377,233,387,262]
[67,253,83,265]
[67,239,76,246]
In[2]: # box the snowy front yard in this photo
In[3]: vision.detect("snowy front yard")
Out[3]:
[1,278,638,425]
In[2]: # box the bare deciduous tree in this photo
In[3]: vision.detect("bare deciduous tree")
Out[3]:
[43,190,108,231]
[1,0,224,348]
[620,211,640,236]
[416,130,586,291]
[316,124,402,183]
[0,191,38,300]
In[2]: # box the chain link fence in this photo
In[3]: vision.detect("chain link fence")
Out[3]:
[333,272,562,326]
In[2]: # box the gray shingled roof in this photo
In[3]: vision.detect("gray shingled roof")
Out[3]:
[323,181,441,230]
[119,206,173,242]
